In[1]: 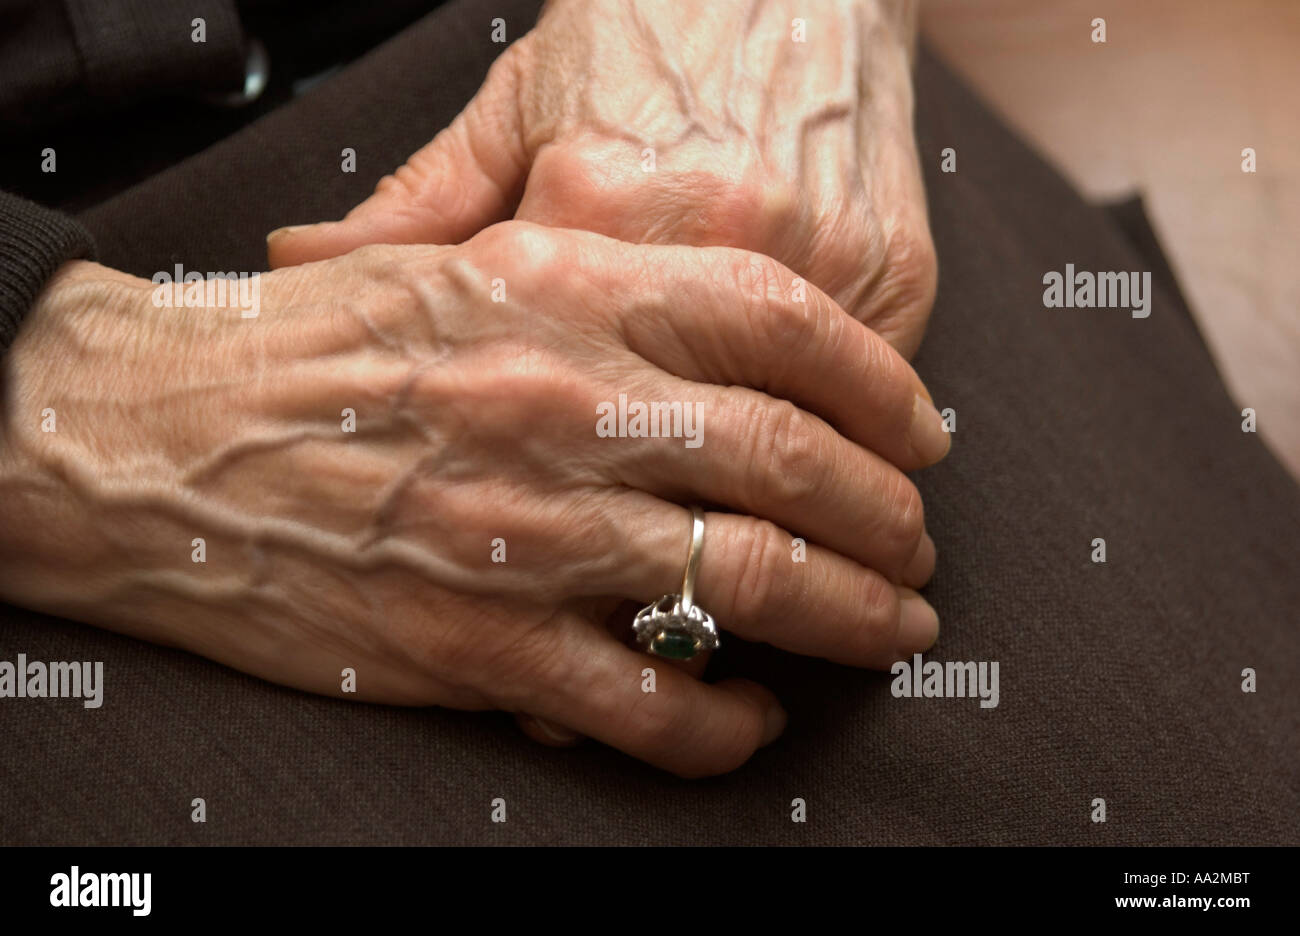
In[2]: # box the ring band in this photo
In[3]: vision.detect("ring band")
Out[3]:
[680,505,704,615]
[633,506,720,660]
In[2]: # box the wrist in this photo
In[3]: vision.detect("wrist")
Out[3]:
[0,261,150,610]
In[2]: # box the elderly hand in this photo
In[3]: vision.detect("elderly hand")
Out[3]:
[267,0,935,357]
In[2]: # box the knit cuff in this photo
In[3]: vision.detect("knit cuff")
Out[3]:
[0,191,97,351]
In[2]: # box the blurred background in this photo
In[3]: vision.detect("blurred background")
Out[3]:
[922,0,1299,477]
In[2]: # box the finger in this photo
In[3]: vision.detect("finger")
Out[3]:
[267,49,529,268]
[599,243,950,470]
[602,496,939,669]
[514,600,708,750]
[604,374,931,583]
[514,615,785,778]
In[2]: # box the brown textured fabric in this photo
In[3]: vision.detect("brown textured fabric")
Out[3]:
[1,0,1296,845]
[0,0,247,127]
[63,0,246,101]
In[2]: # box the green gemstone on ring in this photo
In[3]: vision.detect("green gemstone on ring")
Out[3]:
[651,630,700,660]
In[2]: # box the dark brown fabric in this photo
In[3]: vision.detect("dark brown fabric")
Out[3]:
[0,0,246,127]
[0,0,83,127]
[1,0,1296,845]
[0,1,443,211]
[64,0,246,101]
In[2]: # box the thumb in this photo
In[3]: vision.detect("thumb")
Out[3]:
[267,50,529,268]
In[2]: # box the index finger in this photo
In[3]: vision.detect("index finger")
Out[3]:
[599,242,950,470]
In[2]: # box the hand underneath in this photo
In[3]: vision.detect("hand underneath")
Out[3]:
[267,0,936,357]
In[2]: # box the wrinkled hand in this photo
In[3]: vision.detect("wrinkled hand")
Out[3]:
[0,222,946,776]
[268,0,936,357]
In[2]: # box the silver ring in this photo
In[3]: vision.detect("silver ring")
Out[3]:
[633,506,720,660]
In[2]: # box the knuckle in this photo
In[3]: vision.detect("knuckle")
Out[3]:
[747,399,824,510]
[706,170,797,245]
[372,164,424,206]
[881,473,926,576]
[729,519,791,627]
[529,143,616,202]
[762,288,830,365]
[729,251,839,370]
[856,573,902,651]
[625,690,698,754]
[756,179,802,231]
[525,140,653,233]
[468,222,565,293]
[880,226,938,314]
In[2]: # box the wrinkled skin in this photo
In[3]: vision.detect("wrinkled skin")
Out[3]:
[0,223,945,777]
[268,0,936,358]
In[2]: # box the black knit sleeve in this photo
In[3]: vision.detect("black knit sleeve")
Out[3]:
[0,191,97,350]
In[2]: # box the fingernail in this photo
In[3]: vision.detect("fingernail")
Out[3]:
[896,588,940,652]
[910,393,951,464]
[266,224,314,246]
[761,703,788,746]
[902,530,936,585]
